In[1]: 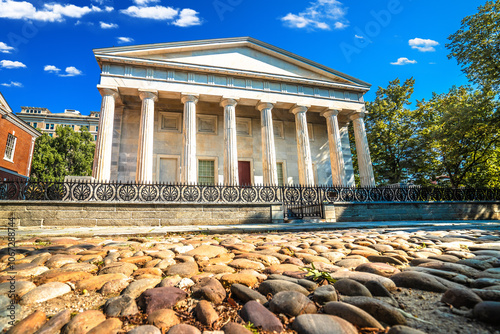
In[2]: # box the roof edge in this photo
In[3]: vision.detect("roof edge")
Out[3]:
[93,37,371,88]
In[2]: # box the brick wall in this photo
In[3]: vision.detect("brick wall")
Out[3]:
[0,118,34,178]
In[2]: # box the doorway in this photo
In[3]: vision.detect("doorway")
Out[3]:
[238,161,251,185]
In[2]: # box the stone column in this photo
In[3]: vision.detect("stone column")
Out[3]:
[136,90,158,183]
[339,122,356,187]
[92,86,118,181]
[257,102,278,185]
[181,94,198,184]
[221,98,239,185]
[291,106,315,186]
[351,112,376,187]
[322,109,346,186]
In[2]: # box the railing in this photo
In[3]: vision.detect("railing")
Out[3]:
[0,180,498,204]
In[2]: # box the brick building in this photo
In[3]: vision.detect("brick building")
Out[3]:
[0,93,41,180]
[17,107,100,141]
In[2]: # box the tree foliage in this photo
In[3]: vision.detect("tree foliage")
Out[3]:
[365,78,430,185]
[417,86,500,187]
[447,0,500,90]
[31,126,95,181]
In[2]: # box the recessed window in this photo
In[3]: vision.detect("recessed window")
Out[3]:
[274,120,284,139]
[4,134,16,161]
[33,122,37,128]
[159,112,182,132]
[236,118,252,136]
[45,124,50,130]
[277,162,284,186]
[198,160,215,185]
[308,123,314,141]
[197,115,217,135]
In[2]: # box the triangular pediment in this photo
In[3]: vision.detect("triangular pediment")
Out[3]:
[94,37,370,88]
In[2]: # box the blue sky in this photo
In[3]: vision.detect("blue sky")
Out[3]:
[0,0,482,115]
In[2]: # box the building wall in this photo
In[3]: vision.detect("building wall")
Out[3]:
[112,98,335,185]
[17,111,100,140]
[0,117,34,179]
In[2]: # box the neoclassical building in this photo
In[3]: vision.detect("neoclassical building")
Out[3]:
[92,37,375,187]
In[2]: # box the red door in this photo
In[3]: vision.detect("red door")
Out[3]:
[238,161,251,185]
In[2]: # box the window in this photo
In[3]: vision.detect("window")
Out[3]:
[45,124,50,130]
[33,122,37,128]
[236,118,252,136]
[49,133,53,137]
[95,126,98,132]
[198,160,215,184]
[94,135,97,141]
[277,162,284,186]
[197,115,217,134]
[159,112,182,132]
[308,123,314,141]
[274,121,284,139]
[4,134,16,161]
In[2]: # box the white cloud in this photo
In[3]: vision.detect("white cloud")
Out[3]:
[44,65,61,73]
[0,0,104,22]
[121,5,178,20]
[281,0,348,31]
[1,81,22,87]
[117,37,134,44]
[172,8,201,27]
[60,66,82,77]
[100,21,118,29]
[409,38,439,52]
[334,21,347,29]
[0,42,14,53]
[104,6,113,12]
[390,57,417,65]
[354,34,364,39]
[0,59,26,69]
[133,0,160,5]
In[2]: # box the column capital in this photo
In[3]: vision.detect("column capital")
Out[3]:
[181,94,199,104]
[321,109,340,118]
[256,102,274,111]
[290,105,309,115]
[138,89,158,102]
[350,112,366,121]
[220,98,238,108]
[97,85,118,98]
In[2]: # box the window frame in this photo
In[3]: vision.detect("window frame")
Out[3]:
[197,157,218,185]
[3,133,17,162]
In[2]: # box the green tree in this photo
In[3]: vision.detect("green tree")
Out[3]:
[418,86,500,187]
[31,126,95,181]
[364,78,430,185]
[447,0,500,90]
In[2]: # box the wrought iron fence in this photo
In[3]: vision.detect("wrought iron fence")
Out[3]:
[1,180,499,204]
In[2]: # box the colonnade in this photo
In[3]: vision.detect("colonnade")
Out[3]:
[93,87,376,187]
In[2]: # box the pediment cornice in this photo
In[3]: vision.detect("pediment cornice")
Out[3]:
[94,37,370,91]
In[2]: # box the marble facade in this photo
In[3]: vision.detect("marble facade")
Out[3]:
[92,37,375,186]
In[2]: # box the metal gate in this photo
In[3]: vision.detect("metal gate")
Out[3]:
[283,186,324,219]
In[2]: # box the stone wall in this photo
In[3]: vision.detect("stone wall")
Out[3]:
[1,201,498,228]
[1,201,276,228]
[325,202,500,222]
